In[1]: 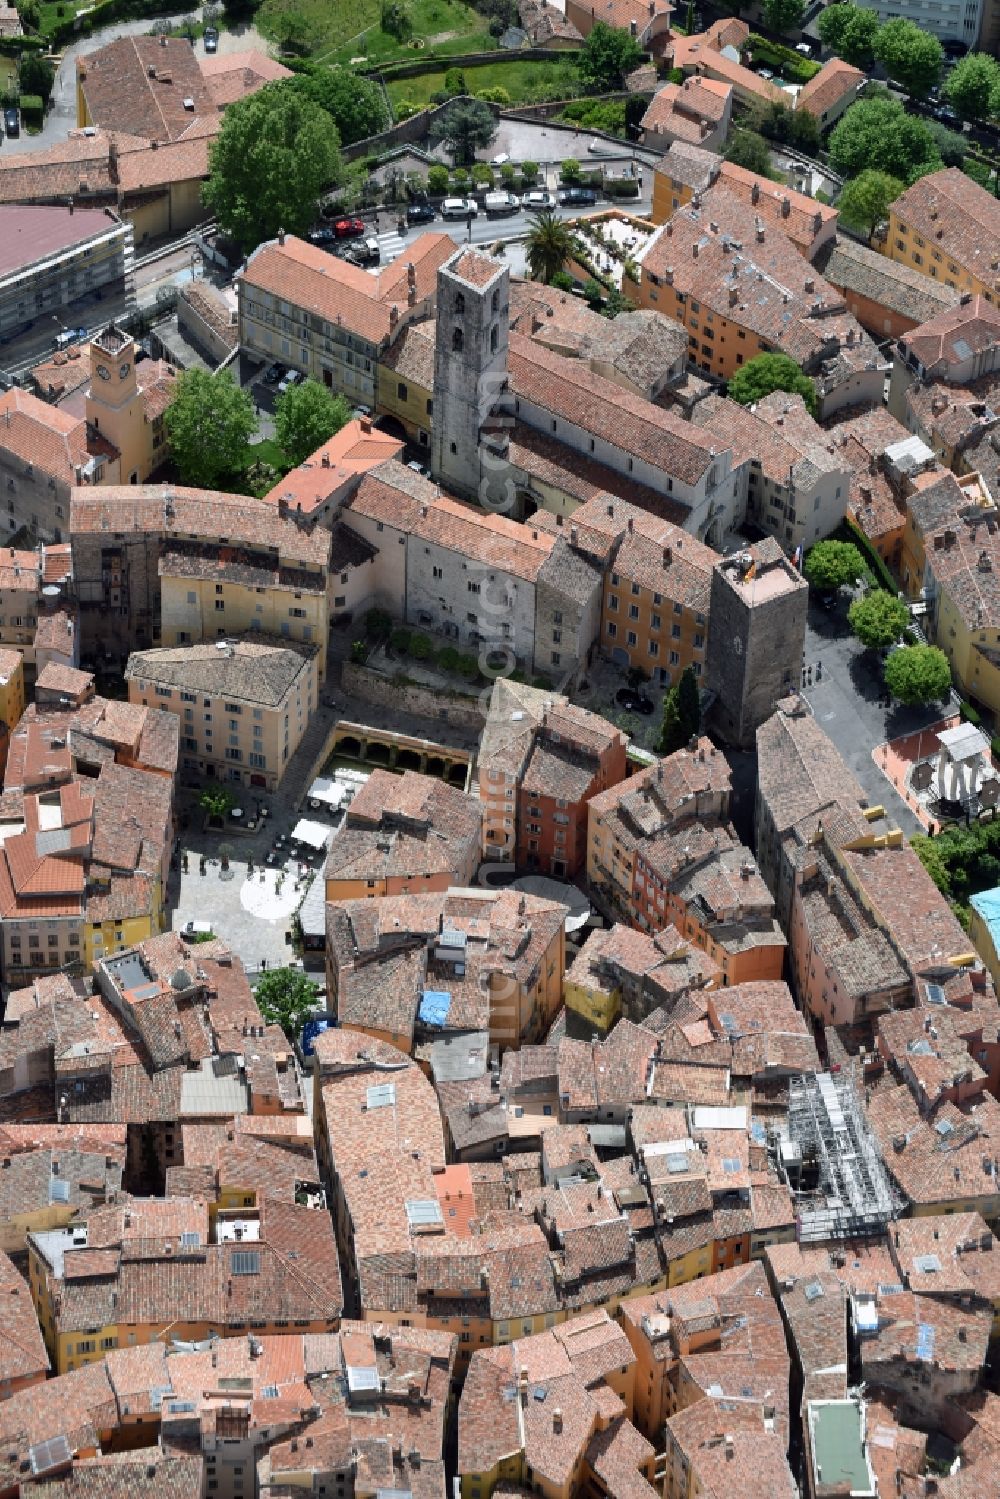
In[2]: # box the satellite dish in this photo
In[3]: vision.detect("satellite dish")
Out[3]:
[911,762,934,792]
[170,968,194,992]
[980,779,1000,808]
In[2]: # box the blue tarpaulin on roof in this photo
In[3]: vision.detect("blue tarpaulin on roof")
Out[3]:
[419,989,452,1027]
[301,1018,331,1056]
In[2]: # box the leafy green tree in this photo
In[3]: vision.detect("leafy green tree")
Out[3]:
[550,270,575,291]
[723,127,773,177]
[560,158,582,182]
[727,352,817,416]
[816,3,879,67]
[525,210,573,284]
[380,0,412,39]
[577,21,644,90]
[943,52,1000,120]
[164,369,258,489]
[922,118,968,167]
[427,163,449,195]
[256,0,322,53]
[204,84,342,251]
[884,644,951,704]
[275,380,352,467]
[659,666,701,755]
[428,98,497,166]
[256,967,320,1043]
[444,67,467,95]
[873,18,943,98]
[199,784,235,820]
[289,67,387,147]
[15,0,39,29]
[804,539,865,592]
[828,94,941,184]
[603,287,635,318]
[847,590,910,650]
[521,160,539,183]
[18,52,53,103]
[762,0,804,33]
[837,169,904,236]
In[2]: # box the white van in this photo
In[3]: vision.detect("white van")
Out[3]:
[441,197,478,219]
[484,190,520,216]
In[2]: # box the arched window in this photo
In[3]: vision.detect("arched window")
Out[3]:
[455,292,465,315]
[490,323,498,354]
[452,326,464,353]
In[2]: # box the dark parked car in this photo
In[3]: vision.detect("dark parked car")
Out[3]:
[308,226,337,245]
[406,201,436,224]
[558,186,597,206]
[615,687,655,716]
[262,363,284,385]
[4,107,19,138]
[203,24,219,50]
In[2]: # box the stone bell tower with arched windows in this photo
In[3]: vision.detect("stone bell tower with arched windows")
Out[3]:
[430,246,509,506]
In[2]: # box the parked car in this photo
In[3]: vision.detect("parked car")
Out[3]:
[491,151,511,165]
[406,201,436,224]
[615,687,655,716]
[558,186,597,206]
[757,66,774,80]
[203,25,218,50]
[4,107,19,138]
[441,197,478,219]
[348,236,380,265]
[484,190,520,216]
[333,217,365,239]
[262,362,284,385]
[54,327,88,350]
[407,459,429,476]
[277,369,305,394]
[523,190,556,210]
[308,226,337,245]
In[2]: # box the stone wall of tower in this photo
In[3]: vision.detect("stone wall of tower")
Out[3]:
[430,250,510,505]
[707,543,807,749]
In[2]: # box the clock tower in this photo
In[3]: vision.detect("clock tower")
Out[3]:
[86,325,148,484]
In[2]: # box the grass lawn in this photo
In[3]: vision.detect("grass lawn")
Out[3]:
[386,55,580,108]
[37,0,90,37]
[279,0,494,64]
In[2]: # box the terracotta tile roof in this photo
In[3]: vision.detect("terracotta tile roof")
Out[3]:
[77,36,213,142]
[796,57,865,119]
[70,484,332,568]
[896,293,1000,375]
[241,231,454,348]
[508,423,689,526]
[0,1246,49,1387]
[640,186,851,368]
[509,331,720,486]
[641,75,732,139]
[654,140,721,194]
[670,28,785,105]
[867,1085,1000,1211]
[716,161,837,257]
[201,49,292,106]
[379,318,436,389]
[0,388,109,487]
[32,1453,204,1498]
[891,1212,1000,1301]
[126,634,315,707]
[890,169,1000,290]
[818,234,960,327]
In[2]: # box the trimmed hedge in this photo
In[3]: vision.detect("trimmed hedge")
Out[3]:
[747,35,822,85]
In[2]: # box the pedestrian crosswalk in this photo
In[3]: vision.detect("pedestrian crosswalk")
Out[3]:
[377,229,406,266]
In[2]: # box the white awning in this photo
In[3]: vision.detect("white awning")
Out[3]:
[291,818,331,851]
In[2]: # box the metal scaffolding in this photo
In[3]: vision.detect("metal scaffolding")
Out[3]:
[779,1071,900,1243]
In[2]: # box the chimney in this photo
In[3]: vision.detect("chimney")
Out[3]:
[781,196,791,218]
[553,1408,563,1434]
[159,31,167,43]
[755,218,765,243]
[627,516,634,533]
[108,139,118,184]
[804,277,814,292]
[361,416,372,434]
[751,181,760,205]
[277,226,285,246]
[570,525,578,545]
[663,545,672,565]
[630,16,637,32]
[407,261,417,306]
[664,267,674,285]
[390,304,399,327]
[729,286,738,306]
[68,198,74,216]
[692,242,699,259]
[321,454,330,468]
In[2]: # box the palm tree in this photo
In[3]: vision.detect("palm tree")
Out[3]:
[526,211,573,285]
